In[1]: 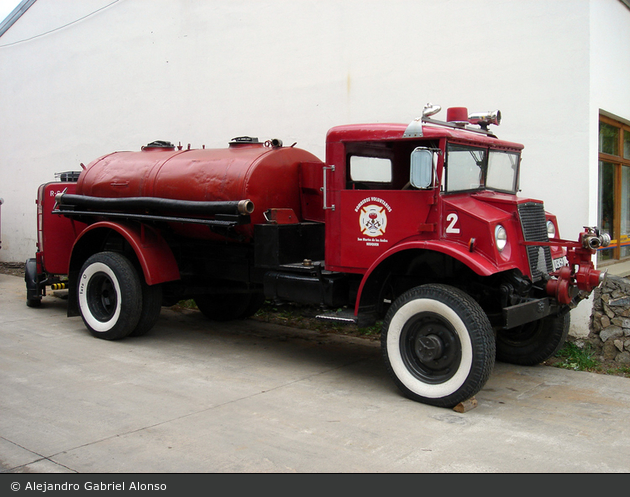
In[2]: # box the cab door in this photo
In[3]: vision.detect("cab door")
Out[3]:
[326,143,437,272]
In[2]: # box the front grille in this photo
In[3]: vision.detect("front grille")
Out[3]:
[518,202,553,282]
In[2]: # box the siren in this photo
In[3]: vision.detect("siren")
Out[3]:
[468,110,502,130]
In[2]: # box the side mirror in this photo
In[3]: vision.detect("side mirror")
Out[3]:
[410,148,434,189]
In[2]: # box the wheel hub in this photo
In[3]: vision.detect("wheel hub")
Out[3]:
[88,273,117,321]
[400,312,462,383]
[414,333,444,362]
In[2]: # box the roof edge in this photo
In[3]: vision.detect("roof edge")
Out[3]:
[0,0,37,38]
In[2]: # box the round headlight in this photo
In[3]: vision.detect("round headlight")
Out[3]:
[495,225,508,252]
[547,220,556,239]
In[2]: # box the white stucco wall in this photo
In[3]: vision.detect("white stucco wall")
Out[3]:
[590,0,630,233]
[591,0,630,122]
[2,0,626,336]
[570,0,630,337]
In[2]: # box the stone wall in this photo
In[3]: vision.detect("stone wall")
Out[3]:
[588,275,630,365]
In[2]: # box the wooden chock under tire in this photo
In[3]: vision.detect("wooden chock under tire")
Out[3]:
[453,397,478,413]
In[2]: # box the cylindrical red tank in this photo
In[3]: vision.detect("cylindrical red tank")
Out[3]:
[76,139,324,241]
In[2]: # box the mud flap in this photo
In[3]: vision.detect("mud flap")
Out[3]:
[24,258,42,307]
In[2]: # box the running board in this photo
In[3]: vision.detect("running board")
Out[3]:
[315,310,358,325]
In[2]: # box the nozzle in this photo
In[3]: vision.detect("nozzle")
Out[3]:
[581,227,611,250]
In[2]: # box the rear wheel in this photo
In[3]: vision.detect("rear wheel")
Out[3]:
[129,283,162,337]
[496,313,570,365]
[77,252,142,340]
[381,284,495,408]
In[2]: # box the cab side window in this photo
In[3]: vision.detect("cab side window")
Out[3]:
[345,140,438,190]
[349,156,392,189]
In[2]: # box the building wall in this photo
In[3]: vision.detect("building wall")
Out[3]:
[591,0,630,122]
[1,0,619,335]
[590,0,630,229]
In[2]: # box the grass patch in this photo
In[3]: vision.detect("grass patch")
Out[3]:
[552,342,600,372]
[170,299,199,311]
[605,365,630,378]
[549,341,630,378]
[253,301,382,339]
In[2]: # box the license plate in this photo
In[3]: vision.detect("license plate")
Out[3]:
[553,256,569,271]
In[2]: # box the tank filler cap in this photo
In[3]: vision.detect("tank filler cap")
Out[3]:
[229,136,262,147]
[142,140,176,151]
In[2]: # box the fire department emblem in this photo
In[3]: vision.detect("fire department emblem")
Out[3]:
[359,204,388,237]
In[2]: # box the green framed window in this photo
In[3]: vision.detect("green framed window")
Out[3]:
[598,115,630,263]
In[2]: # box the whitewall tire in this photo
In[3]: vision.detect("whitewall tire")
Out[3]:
[77,252,142,340]
[381,284,495,408]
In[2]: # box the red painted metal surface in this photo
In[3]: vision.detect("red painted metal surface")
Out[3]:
[323,123,524,274]
[76,143,324,241]
[337,190,435,271]
[72,221,180,285]
[441,193,533,276]
[37,182,87,275]
[325,123,524,151]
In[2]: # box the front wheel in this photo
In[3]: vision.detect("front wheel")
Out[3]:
[381,284,495,408]
[77,252,142,340]
[496,313,570,366]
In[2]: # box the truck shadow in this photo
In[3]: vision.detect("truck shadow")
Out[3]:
[33,293,560,408]
[129,306,394,397]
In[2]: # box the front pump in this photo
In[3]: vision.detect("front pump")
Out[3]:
[544,227,609,305]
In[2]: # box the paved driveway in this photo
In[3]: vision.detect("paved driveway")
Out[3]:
[1,273,629,473]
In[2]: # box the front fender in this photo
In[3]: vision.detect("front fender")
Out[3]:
[354,239,511,316]
[70,221,180,285]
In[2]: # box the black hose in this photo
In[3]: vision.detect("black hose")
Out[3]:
[56,193,254,216]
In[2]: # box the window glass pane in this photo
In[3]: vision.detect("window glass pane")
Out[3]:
[599,122,619,156]
[486,151,519,193]
[446,145,486,192]
[349,156,392,183]
[598,161,615,263]
[624,130,630,160]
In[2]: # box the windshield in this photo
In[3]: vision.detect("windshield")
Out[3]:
[445,144,519,194]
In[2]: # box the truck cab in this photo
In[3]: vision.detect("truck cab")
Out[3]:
[320,108,598,325]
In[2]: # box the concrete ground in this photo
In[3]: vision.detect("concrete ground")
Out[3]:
[1,272,630,473]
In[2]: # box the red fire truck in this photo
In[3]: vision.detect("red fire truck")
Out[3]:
[25,105,609,407]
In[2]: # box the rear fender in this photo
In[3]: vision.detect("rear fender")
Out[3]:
[69,221,180,285]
